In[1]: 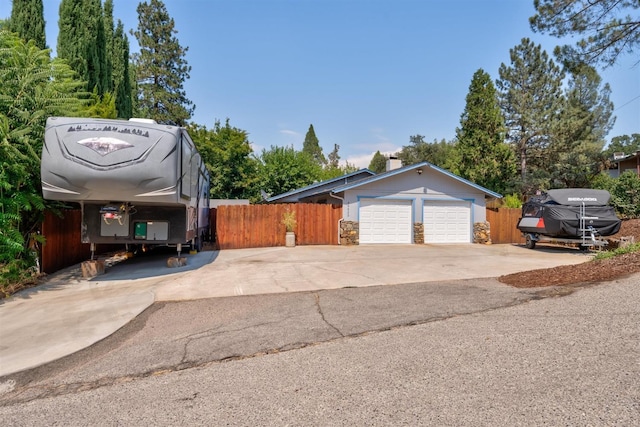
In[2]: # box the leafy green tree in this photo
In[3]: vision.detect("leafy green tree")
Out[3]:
[592,171,640,218]
[368,150,387,173]
[530,0,640,67]
[0,31,86,286]
[547,64,614,188]
[81,90,117,118]
[449,69,516,194]
[188,119,259,201]
[58,0,109,95]
[397,135,454,168]
[9,0,46,49]
[603,134,640,159]
[132,0,194,126]
[497,38,565,190]
[257,146,322,197]
[302,124,326,166]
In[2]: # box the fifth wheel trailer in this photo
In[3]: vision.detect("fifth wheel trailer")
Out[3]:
[41,117,210,254]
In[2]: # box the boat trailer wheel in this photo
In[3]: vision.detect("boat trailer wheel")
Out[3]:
[525,234,536,249]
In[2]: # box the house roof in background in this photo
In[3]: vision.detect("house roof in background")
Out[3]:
[266,169,375,202]
[331,161,503,199]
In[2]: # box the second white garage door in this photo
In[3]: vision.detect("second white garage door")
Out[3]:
[359,199,412,244]
[423,201,471,243]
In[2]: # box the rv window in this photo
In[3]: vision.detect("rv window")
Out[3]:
[191,153,200,199]
[181,138,193,200]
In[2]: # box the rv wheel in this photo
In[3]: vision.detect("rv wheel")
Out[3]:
[525,234,536,249]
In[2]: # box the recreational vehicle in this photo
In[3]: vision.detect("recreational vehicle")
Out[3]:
[41,117,210,255]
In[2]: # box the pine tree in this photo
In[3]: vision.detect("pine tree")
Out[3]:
[397,135,455,169]
[132,0,194,125]
[302,124,326,166]
[57,0,109,95]
[328,144,340,168]
[548,64,614,188]
[9,0,46,49]
[368,150,387,173]
[497,38,565,190]
[451,69,516,194]
[531,0,640,67]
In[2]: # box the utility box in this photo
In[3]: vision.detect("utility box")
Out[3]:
[100,213,129,237]
[134,221,169,241]
[134,222,147,240]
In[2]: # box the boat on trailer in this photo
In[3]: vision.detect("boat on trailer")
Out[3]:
[517,188,621,250]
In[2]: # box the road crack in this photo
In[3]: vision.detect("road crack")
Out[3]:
[314,293,344,337]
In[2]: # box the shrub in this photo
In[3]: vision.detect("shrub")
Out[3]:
[502,193,523,208]
[592,171,640,219]
[282,209,297,232]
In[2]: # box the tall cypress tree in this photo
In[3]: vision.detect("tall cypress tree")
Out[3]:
[57,0,108,95]
[102,0,114,94]
[9,0,46,49]
[451,69,516,194]
[302,124,326,166]
[113,21,133,118]
[132,0,194,125]
[87,0,108,95]
[99,0,132,118]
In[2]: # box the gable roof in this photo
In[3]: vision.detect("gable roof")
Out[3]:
[331,161,503,199]
[266,169,375,203]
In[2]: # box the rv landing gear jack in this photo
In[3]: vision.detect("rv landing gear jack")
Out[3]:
[167,244,187,268]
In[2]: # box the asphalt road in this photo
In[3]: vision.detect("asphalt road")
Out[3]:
[1,273,638,426]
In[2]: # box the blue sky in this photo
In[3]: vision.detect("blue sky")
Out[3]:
[2,0,638,167]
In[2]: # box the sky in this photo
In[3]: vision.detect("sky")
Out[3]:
[2,0,638,168]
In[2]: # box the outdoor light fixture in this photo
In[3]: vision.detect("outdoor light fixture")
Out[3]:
[417,168,423,175]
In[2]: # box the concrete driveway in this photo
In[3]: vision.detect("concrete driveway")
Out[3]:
[0,243,590,376]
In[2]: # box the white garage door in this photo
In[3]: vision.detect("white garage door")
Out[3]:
[359,199,412,244]
[423,201,471,243]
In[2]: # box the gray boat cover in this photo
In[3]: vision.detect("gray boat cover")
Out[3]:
[545,188,611,206]
[517,189,621,238]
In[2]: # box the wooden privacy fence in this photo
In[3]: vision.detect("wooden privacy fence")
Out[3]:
[39,205,523,274]
[41,210,120,274]
[41,210,89,274]
[214,203,342,249]
[486,208,525,244]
